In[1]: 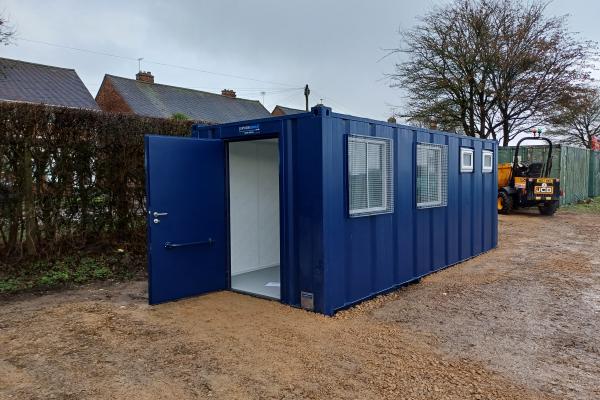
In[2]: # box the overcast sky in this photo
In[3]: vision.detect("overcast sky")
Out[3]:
[1,0,599,121]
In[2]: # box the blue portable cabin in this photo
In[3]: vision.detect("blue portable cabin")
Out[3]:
[144,105,498,315]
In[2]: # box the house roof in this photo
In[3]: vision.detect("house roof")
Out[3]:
[272,105,305,115]
[102,75,271,123]
[0,57,100,110]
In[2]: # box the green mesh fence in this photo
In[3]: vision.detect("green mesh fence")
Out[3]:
[589,151,600,197]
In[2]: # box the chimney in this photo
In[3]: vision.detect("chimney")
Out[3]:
[136,71,154,83]
[221,89,236,98]
[387,116,397,124]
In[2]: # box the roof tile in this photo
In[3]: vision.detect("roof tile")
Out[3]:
[0,57,100,110]
[273,105,305,115]
[105,75,271,123]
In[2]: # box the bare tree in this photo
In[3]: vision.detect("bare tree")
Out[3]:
[546,87,600,148]
[390,0,496,137]
[390,0,596,145]
[0,12,15,46]
[487,1,595,145]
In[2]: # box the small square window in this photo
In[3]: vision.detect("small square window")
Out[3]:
[482,150,493,173]
[460,148,474,173]
[347,135,394,217]
[416,143,448,208]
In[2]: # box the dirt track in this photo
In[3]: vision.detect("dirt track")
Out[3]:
[1,211,599,399]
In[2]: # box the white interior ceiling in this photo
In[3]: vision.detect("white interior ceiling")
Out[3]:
[228,139,280,276]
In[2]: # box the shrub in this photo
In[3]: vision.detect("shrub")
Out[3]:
[0,102,200,267]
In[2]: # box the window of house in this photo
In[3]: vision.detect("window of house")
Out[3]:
[460,147,474,173]
[416,143,448,208]
[482,150,493,173]
[347,135,394,217]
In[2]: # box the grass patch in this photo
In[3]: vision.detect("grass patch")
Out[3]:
[0,250,144,295]
[561,197,600,214]
[0,278,24,293]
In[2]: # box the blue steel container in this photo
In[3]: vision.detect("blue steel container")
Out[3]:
[189,105,498,315]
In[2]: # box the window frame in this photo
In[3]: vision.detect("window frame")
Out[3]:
[416,143,448,209]
[460,147,474,173]
[482,150,493,173]
[347,135,393,217]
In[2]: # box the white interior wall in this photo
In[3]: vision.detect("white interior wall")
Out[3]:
[229,139,280,276]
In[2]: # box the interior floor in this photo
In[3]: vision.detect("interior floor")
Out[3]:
[231,266,280,299]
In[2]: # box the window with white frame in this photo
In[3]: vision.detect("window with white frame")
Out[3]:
[460,147,474,173]
[347,135,394,217]
[482,150,493,173]
[416,143,448,208]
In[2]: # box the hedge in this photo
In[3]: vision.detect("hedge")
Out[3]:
[0,102,196,263]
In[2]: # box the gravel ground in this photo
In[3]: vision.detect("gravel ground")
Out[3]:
[1,211,598,399]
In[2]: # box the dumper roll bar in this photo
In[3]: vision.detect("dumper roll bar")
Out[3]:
[511,136,553,183]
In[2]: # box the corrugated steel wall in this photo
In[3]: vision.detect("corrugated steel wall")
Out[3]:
[194,107,498,315]
[194,113,327,311]
[498,145,600,205]
[321,113,497,315]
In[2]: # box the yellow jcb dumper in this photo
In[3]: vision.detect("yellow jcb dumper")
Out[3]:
[497,137,561,216]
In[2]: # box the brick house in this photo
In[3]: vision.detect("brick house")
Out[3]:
[271,105,305,116]
[95,72,271,123]
[0,57,99,110]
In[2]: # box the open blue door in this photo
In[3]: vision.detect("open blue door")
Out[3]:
[145,135,227,304]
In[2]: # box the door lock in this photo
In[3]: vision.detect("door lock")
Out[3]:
[153,218,160,224]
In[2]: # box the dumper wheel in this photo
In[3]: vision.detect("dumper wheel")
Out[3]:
[497,191,512,214]
[538,200,559,216]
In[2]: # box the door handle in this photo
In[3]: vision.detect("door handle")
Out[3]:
[153,211,168,218]
[164,238,214,249]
